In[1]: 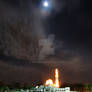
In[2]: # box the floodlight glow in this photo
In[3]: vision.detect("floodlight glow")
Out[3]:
[43,1,49,7]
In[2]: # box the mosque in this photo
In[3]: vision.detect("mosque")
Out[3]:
[31,69,70,92]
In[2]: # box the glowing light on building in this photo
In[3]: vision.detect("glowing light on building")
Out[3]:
[45,79,54,86]
[45,68,60,88]
[55,68,59,88]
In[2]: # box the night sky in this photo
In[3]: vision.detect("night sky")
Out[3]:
[0,0,92,85]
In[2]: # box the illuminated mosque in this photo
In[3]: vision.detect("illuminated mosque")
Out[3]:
[31,69,70,92]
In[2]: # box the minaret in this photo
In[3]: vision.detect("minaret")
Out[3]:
[55,68,59,88]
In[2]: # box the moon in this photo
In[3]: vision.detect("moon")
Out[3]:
[43,1,49,8]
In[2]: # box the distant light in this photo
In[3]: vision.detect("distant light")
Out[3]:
[36,86,39,88]
[43,1,49,7]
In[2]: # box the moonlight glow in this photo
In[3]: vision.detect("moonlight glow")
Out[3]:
[43,1,49,7]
